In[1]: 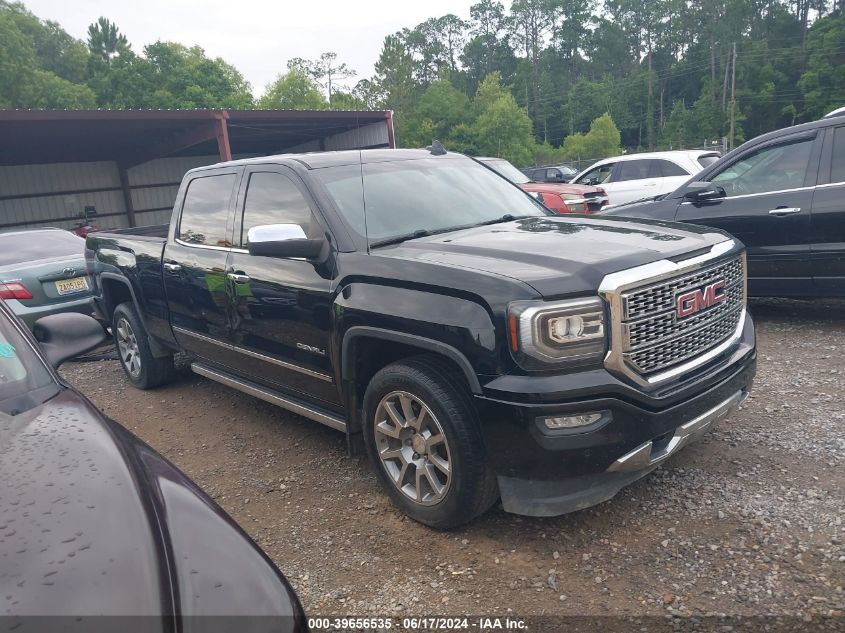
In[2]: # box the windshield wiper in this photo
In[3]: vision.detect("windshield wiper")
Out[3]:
[370,229,434,249]
[369,215,537,249]
[472,214,536,227]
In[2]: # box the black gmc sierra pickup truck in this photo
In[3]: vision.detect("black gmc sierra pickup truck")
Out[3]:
[86,149,757,529]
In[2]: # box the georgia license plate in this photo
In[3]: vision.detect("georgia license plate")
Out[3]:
[55,276,89,295]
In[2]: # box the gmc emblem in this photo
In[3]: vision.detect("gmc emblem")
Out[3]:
[676,280,726,318]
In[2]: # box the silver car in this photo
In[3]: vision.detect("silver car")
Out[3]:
[0,228,94,329]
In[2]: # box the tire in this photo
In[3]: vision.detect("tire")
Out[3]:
[362,356,499,529]
[112,302,174,390]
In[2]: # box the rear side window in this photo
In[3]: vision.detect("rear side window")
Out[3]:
[832,127,845,184]
[698,154,720,168]
[0,231,83,266]
[178,174,236,247]
[240,172,318,246]
[652,159,688,177]
[614,160,651,182]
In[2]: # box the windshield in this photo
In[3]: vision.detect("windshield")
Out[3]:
[314,156,548,243]
[0,231,84,267]
[0,305,59,415]
[482,159,530,184]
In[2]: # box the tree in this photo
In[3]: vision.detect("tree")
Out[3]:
[86,17,128,62]
[469,73,535,165]
[402,79,470,147]
[289,52,356,106]
[561,113,622,160]
[798,11,845,119]
[507,0,552,136]
[258,68,328,109]
[142,42,253,109]
[0,3,95,109]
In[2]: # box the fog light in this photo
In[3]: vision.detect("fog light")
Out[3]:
[540,412,604,430]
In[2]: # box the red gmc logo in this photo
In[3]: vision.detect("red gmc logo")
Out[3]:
[676,280,726,318]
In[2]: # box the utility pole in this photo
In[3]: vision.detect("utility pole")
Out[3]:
[729,42,736,151]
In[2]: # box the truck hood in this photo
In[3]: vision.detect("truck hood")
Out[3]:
[376,216,731,298]
[0,388,303,626]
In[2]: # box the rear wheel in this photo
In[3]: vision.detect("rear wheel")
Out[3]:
[113,302,174,389]
[362,356,498,529]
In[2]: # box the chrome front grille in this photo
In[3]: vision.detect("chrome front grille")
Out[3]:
[624,257,743,320]
[599,242,747,389]
[621,256,745,376]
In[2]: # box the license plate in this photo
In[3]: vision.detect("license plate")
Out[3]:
[55,276,89,295]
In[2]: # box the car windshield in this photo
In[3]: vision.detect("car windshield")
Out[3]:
[314,156,548,243]
[0,305,59,415]
[0,231,84,267]
[482,159,530,184]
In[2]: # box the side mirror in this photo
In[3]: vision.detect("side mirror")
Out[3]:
[33,313,107,368]
[246,224,325,259]
[588,177,599,186]
[683,181,726,202]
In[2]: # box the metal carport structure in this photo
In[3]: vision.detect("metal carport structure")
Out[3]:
[0,109,394,230]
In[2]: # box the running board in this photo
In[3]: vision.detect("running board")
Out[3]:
[191,362,347,433]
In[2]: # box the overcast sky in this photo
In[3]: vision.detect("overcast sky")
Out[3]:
[25,0,476,96]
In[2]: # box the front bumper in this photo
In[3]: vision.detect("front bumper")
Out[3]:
[475,316,756,517]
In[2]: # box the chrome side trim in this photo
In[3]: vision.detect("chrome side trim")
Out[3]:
[191,362,346,432]
[598,240,744,389]
[172,326,333,383]
[174,238,233,252]
[607,389,746,473]
[232,344,334,383]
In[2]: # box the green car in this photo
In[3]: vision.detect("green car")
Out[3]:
[0,228,95,329]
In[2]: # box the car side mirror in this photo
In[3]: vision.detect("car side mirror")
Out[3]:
[683,181,726,202]
[588,177,599,186]
[33,313,107,368]
[246,224,325,259]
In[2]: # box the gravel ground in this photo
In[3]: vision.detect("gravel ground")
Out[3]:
[61,298,844,621]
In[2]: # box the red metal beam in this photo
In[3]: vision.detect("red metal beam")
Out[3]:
[386,110,396,148]
[215,116,232,162]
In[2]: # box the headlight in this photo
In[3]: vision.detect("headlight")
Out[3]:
[507,297,607,368]
[560,194,589,214]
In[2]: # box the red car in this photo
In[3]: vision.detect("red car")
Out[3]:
[478,157,609,213]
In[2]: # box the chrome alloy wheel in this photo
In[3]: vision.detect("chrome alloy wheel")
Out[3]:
[373,391,452,506]
[115,317,141,379]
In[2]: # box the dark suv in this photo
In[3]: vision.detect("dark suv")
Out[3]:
[599,113,845,298]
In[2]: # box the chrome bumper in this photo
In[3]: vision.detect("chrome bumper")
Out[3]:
[607,389,746,473]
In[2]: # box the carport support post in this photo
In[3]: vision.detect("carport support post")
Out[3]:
[118,163,136,228]
[215,115,232,162]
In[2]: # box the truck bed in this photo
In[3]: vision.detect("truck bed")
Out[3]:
[93,224,169,240]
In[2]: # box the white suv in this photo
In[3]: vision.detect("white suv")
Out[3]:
[572,150,720,206]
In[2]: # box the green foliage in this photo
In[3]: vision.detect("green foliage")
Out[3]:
[560,113,622,160]
[799,11,845,120]
[0,1,94,108]
[142,42,253,109]
[473,91,535,165]
[258,68,328,110]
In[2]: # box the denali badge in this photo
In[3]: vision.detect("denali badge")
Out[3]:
[296,342,326,356]
[676,280,726,318]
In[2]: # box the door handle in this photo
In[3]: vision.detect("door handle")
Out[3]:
[163,262,181,272]
[768,207,801,216]
[227,272,251,283]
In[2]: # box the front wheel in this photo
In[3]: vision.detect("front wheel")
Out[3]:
[113,302,174,389]
[362,356,498,529]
